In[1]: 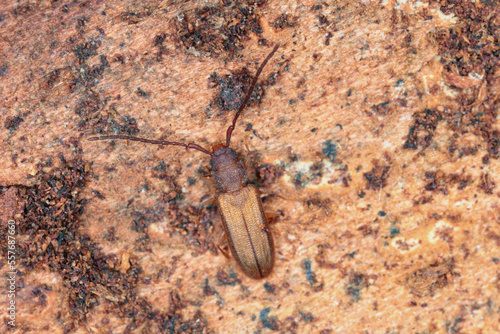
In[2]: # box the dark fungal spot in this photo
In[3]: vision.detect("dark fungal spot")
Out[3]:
[136,87,149,97]
[0,63,8,76]
[423,170,473,195]
[302,259,323,291]
[271,14,298,30]
[403,109,441,150]
[119,6,152,25]
[209,68,265,114]
[173,1,263,57]
[364,165,390,190]
[264,282,277,294]
[300,311,315,323]
[259,308,280,330]
[216,269,241,286]
[72,40,100,64]
[345,272,368,302]
[322,140,338,162]
[4,116,24,132]
[74,92,139,135]
[478,172,495,194]
[257,164,282,187]
[371,101,391,115]
[390,226,400,238]
[154,33,167,46]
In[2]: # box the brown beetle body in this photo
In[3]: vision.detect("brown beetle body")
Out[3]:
[211,147,274,279]
[89,44,280,279]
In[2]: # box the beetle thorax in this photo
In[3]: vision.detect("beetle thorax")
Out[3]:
[210,147,247,192]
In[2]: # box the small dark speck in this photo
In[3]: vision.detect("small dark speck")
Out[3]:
[92,190,105,200]
[335,123,343,130]
[5,116,24,132]
[289,99,297,105]
[154,33,167,46]
[302,259,317,285]
[154,161,167,172]
[188,177,195,186]
[300,311,315,323]
[100,55,109,67]
[348,251,356,258]
[101,11,106,15]
[347,89,352,97]
[263,282,276,293]
[345,273,366,302]
[77,17,86,27]
[137,87,149,97]
[378,211,386,217]
[492,258,499,264]
[395,79,404,87]
[311,127,318,132]
[480,0,495,6]
[0,64,8,76]
[259,308,278,330]
[217,269,240,286]
[322,140,337,162]
[390,226,400,238]
[196,167,207,175]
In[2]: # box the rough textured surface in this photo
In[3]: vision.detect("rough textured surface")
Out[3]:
[0,0,499,333]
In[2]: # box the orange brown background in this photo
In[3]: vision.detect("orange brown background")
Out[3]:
[0,0,499,333]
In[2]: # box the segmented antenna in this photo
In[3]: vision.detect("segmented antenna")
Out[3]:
[225,43,280,147]
[88,135,211,155]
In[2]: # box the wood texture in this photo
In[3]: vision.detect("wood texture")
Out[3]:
[0,0,499,333]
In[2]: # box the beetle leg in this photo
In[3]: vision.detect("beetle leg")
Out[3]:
[241,136,252,169]
[217,231,230,259]
[258,188,292,201]
[243,136,251,154]
[202,175,216,183]
[264,210,283,224]
[200,195,217,206]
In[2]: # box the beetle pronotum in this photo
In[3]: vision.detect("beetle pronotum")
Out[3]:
[89,44,280,279]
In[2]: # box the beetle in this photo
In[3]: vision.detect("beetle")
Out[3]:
[89,44,280,279]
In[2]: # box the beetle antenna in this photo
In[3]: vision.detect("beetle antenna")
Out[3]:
[225,43,280,147]
[88,135,212,155]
